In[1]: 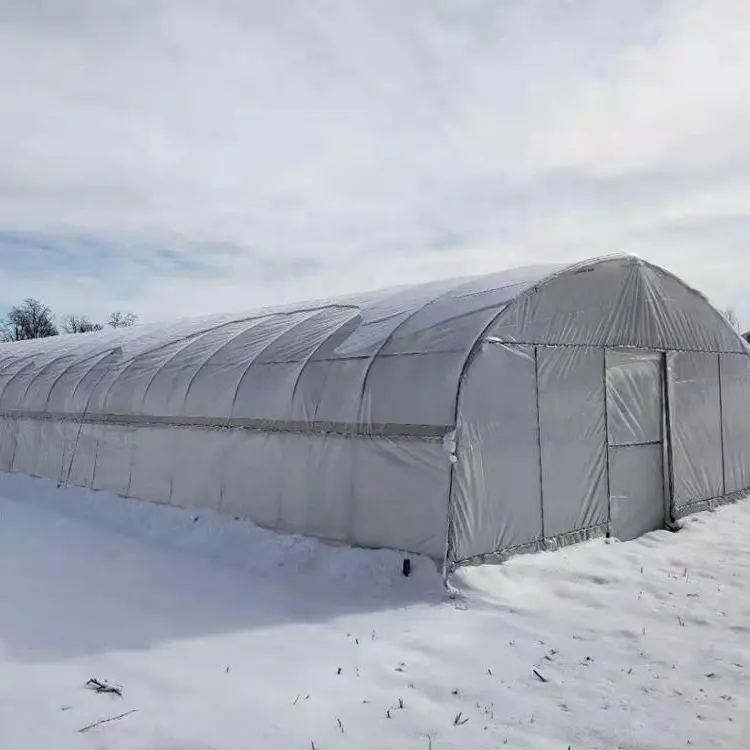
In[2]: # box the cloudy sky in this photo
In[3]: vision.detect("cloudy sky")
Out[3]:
[2,0,749,324]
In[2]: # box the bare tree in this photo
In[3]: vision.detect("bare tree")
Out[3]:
[723,307,741,330]
[108,311,138,328]
[0,298,59,342]
[61,315,104,334]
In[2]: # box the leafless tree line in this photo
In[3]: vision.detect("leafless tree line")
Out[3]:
[1,299,138,342]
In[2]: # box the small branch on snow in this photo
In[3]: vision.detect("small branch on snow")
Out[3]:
[533,669,549,683]
[453,711,469,726]
[78,709,137,733]
[85,678,122,697]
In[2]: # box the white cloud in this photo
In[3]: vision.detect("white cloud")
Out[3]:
[531,2,750,176]
[0,0,749,323]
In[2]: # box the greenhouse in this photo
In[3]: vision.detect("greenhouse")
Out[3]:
[1,253,749,568]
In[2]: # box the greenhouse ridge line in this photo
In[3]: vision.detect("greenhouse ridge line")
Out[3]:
[0,409,451,440]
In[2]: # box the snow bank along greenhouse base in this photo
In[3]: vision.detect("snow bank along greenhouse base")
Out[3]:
[1,254,749,569]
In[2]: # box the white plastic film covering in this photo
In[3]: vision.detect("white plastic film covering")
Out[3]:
[11,417,41,477]
[64,422,98,488]
[277,432,353,541]
[0,417,17,471]
[35,420,67,482]
[451,343,542,561]
[193,430,449,558]
[668,351,724,510]
[719,353,750,495]
[490,257,746,353]
[350,437,450,558]
[0,253,747,563]
[220,430,278,525]
[129,427,177,505]
[356,351,465,426]
[537,347,608,538]
[91,424,137,497]
[0,412,450,559]
[171,428,226,514]
[1,255,741,435]
[605,351,663,446]
[605,351,666,540]
[0,264,557,430]
[608,443,665,541]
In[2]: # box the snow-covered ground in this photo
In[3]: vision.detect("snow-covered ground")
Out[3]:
[1,473,748,749]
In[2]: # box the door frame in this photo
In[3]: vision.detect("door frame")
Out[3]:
[604,348,673,536]
[661,352,676,526]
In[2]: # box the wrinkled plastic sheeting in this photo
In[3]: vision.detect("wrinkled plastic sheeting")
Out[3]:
[354,351,466,426]
[0,358,46,410]
[1,254,746,563]
[608,443,666,540]
[91,424,137,497]
[190,430,450,558]
[605,351,666,540]
[171,428,227,514]
[179,311,329,419]
[0,413,451,559]
[36,419,68,481]
[1,256,743,437]
[11,417,42,477]
[302,350,466,427]
[0,264,561,430]
[381,267,562,356]
[350,437,450,556]
[65,422,99,489]
[606,350,663,446]
[0,417,98,489]
[332,277,478,358]
[490,257,746,354]
[719,353,750,494]
[334,265,562,358]
[668,351,724,510]
[0,417,17,471]
[537,347,608,538]
[450,343,542,561]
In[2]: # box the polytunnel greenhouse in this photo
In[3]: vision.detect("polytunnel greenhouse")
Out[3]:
[1,253,749,568]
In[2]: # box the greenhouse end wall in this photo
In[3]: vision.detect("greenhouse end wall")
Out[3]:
[448,341,750,566]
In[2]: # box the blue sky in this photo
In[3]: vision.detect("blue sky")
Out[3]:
[1,0,750,323]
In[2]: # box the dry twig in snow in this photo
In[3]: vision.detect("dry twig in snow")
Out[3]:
[78,709,137,733]
[85,678,122,697]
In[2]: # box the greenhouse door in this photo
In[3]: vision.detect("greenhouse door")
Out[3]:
[605,350,668,540]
